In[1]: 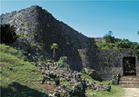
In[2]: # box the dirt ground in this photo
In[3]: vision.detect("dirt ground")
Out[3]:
[122,88,139,97]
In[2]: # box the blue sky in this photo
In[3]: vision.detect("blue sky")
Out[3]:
[0,0,139,42]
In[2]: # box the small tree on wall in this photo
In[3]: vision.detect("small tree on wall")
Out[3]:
[51,43,58,66]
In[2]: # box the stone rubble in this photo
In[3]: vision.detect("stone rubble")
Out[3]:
[7,47,112,97]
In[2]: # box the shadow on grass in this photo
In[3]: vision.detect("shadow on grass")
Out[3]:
[1,82,48,97]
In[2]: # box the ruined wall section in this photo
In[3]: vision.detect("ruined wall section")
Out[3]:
[0,5,97,71]
[136,59,139,76]
[78,49,139,79]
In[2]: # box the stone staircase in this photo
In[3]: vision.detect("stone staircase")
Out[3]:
[119,76,139,87]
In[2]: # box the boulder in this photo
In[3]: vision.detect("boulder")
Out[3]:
[107,82,110,85]
[55,78,60,86]
[61,84,66,89]
[49,71,57,78]
[112,79,118,85]
[41,77,46,84]
[54,90,60,97]
[105,85,111,91]
[9,67,13,70]
[75,73,81,78]
[65,77,70,81]
[60,56,68,63]
[73,82,85,97]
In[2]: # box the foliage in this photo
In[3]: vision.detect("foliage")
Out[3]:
[98,42,118,49]
[20,22,23,25]
[9,13,13,17]
[98,31,139,60]
[0,24,18,44]
[31,31,34,35]
[16,33,25,38]
[102,31,138,49]
[133,44,139,60]
[51,43,58,49]
[103,32,116,43]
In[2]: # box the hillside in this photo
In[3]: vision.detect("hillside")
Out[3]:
[0,44,125,97]
[0,5,97,71]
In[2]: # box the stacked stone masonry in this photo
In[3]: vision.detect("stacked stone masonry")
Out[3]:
[78,49,139,79]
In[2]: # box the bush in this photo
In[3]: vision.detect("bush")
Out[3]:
[16,33,25,38]
[20,22,23,25]
[103,35,116,43]
[0,24,18,44]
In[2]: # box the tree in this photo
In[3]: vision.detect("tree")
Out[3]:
[103,31,116,43]
[0,24,18,44]
[51,43,58,66]
[138,31,139,34]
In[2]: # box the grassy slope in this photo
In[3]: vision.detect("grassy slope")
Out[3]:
[0,44,125,97]
[81,73,125,97]
[0,44,48,97]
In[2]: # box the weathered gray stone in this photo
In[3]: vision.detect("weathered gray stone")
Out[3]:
[9,67,13,70]
[31,69,35,72]
[61,84,66,89]
[54,90,60,97]
[49,71,57,78]
[55,78,60,86]
[112,79,118,85]
[65,77,70,81]
[75,73,81,78]
[105,85,111,91]
[41,77,45,84]
[90,93,94,96]
[107,82,110,85]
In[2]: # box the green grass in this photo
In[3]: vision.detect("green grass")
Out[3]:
[0,44,48,97]
[0,43,125,97]
[81,73,125,97]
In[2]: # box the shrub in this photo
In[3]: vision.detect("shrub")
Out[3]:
[45,10,48,13]
[31,9,34,13]
[16,33,24,38]
[13,19,16,22]
[20,22,23,25]
[9,13,13,17]
[0,24,18,44]
[31,32,34,35]
[22,28,25,31]
[47,24,49,27]
[35,23,39,25]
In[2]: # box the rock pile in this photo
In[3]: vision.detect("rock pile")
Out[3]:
[38,56,112,97]
[6,45,112,97]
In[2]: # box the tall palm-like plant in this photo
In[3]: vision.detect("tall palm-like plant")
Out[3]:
[51,43,58,66]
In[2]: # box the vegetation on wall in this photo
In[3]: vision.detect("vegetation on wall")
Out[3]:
[98,31,139,59]
[133,31,139,59]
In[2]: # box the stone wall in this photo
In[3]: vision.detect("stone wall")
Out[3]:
[0,5,97,71]
[78,49,139,79]
[94,37,105,46]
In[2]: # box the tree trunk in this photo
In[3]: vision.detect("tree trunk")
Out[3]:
[53,48,55,66]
